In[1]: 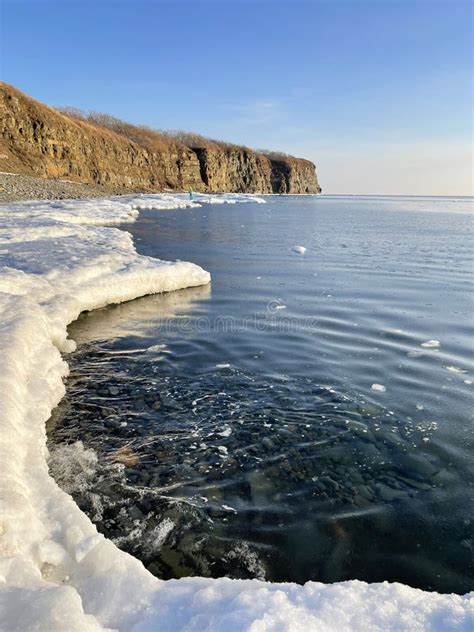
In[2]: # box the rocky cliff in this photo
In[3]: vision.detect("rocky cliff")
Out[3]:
[0,83,321,194]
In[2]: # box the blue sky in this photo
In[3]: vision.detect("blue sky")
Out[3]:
[1,0,472,194]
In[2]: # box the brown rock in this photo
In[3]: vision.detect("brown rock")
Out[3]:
[0,82,321,195]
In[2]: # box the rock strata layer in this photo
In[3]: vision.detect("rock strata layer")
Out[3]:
[0,83,321,194]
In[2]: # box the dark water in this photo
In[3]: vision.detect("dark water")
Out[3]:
[47,195,474,593]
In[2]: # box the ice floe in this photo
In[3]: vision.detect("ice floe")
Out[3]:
[0,193,472,631]
[371,383,387,393]
[445,366,468,374]
[421,340,441,349]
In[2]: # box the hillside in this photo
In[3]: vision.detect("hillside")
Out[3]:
[0,83,320,193]
[0,83,321,194]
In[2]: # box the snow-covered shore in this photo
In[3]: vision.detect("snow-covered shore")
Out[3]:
[0,193,471,631]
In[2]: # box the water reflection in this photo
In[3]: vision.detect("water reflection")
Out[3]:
[67,284,212,346]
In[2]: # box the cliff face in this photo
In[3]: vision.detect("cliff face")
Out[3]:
[270,157,320,194]
[192,146,272,193]
[0,83,205,192]
[0,83,321,194]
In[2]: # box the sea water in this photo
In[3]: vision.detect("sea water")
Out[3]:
[47,195,474,593]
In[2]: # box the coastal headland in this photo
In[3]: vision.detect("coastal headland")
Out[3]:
[0,82,321,197]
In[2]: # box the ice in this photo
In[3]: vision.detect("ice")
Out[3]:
[74,534,104,564]
[0,193,472,631]
[292,245,307,254]
[421,340,441,348]
[37,541,69,567]
[371,383,386,392]
[445,366,467,374]
[149,518,175,548]
[147,343,170,353]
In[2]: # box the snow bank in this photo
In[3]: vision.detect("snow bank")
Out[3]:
[0,193,471,631]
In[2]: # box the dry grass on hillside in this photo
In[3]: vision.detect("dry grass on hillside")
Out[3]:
[57,107,274,157]
[57,107,183,151]
[164,130,254,153]
[1,80,306,163]
[258,149,313,166]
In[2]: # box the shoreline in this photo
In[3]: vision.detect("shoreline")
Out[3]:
[0,193,472,631]
[0,172,325,204]
[0,172,148,203]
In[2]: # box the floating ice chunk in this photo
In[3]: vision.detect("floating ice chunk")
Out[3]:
[150,518,174,548]
[222,504,237,513]
[217,446,228,456]
[446,365,467,374]
[218,427,232,437]
[215,363,231,369]
[292,245,307,254]
[421,340,440,348]
[371,383,386,393]
[464,379,472,385]
[275,304,287,310]
[147,343,171,354]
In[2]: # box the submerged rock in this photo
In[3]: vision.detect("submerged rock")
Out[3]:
[395,454,438,481]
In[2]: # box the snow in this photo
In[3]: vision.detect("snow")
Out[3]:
[0,192,472,631]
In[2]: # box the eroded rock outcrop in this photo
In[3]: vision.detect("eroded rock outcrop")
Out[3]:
[269,156,320,194]
[0,83,204,192]
[189,145,272,193]
[0,83,321,194]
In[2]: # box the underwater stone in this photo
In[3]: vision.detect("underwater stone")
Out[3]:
[395,454,438,481]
